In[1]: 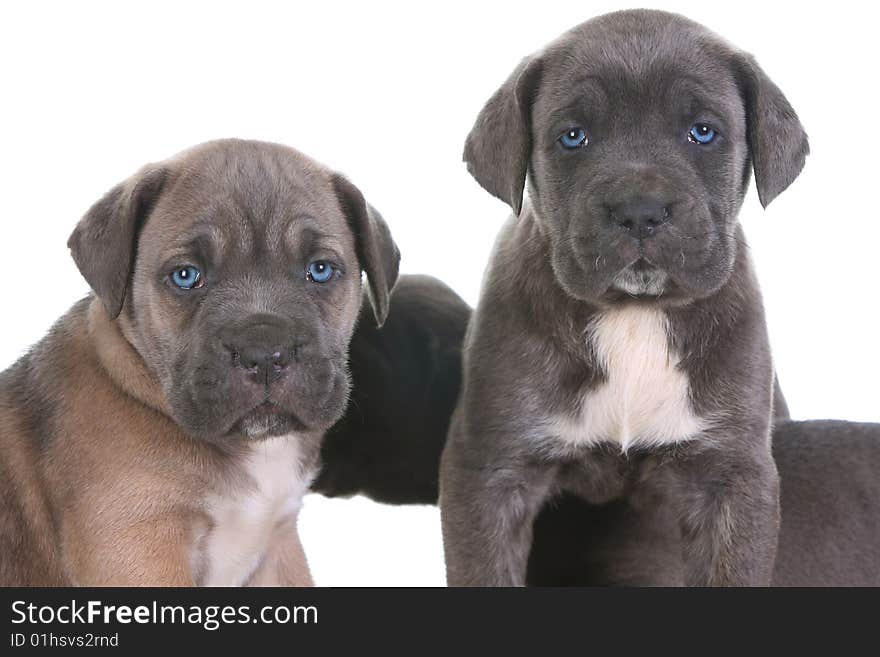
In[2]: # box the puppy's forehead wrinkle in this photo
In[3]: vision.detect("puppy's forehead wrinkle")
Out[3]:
[544,61,737,117]
[166,225,230,263]
[292,222,348,259]
[166,141,339,253]
[216,275,304,316]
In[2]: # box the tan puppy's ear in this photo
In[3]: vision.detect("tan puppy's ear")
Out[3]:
[331,174,400,326]
[735,53,810,208]
[462,55,543,215]
[68,166,168,319]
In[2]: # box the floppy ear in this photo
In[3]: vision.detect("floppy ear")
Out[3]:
[462,56,543,215]
[68,166,167,319]
[332,174,400,326]
[736,54,809,208]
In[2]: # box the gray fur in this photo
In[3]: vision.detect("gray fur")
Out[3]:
[310,278,879,585]
[440,10,808,586]
[528,420,880,587]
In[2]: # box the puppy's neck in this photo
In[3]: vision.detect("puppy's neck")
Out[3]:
[86,297,174,419]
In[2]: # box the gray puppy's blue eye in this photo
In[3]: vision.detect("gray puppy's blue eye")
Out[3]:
[307,261,334,283]
[688,123,716,144]
[170,265,202,290]
[558,127,588,149]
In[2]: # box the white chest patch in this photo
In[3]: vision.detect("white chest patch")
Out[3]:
[200,435,313,587]
[552,305,706,451]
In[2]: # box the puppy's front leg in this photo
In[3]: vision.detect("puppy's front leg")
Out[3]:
[440,424,556,586]
[677,443,780,586]
[248,518,313,587]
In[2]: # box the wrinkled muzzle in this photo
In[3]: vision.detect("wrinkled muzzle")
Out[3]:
[545,167,736,301]
[168,313,351,440]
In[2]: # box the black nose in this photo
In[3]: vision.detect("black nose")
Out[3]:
[610,197,671,238]
[220,316,298,385]
[237,344,292,381]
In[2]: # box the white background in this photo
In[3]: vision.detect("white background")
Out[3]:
[0,1,877,586]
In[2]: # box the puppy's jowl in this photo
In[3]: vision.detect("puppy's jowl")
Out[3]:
[440,10,808,586]
[0,139,399,586]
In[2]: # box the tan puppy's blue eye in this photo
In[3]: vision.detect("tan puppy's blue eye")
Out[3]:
[559,127,588,149]
[307,261,334,283]
[688,123,716,144]
[170,265,202,290]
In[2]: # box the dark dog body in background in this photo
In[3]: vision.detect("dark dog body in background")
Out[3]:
[320,279,880,585]
[314,275,469,504]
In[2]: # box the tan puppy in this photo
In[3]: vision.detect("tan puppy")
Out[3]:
[0,139,399,586]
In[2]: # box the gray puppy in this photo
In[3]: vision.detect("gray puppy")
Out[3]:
[440,10,809,586]
[314,280,879,585]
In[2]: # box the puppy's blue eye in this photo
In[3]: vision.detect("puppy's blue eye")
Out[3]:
[688,123,716,144]
[307,261,334,283]
[559,127,588,149]
[170,265,202,290]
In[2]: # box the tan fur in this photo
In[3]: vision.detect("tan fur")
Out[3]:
[0,410,66,584]
[0,140,400,587]
[0,299,314,586]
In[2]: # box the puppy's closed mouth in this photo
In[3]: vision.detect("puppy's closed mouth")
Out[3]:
[251,399,285,418]
[612,259,669,297]
[238,400,309,437]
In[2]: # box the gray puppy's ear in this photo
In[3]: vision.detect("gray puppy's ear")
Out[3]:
[463,56,543,215]
[68,166,168,319]
[736,54,809,208]
[332,174,400,326]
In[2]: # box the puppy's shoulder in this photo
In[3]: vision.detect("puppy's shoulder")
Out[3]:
[1,297,96,446]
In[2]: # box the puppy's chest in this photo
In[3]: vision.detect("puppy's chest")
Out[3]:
[197,436,313,587]
[551,306,706,451]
